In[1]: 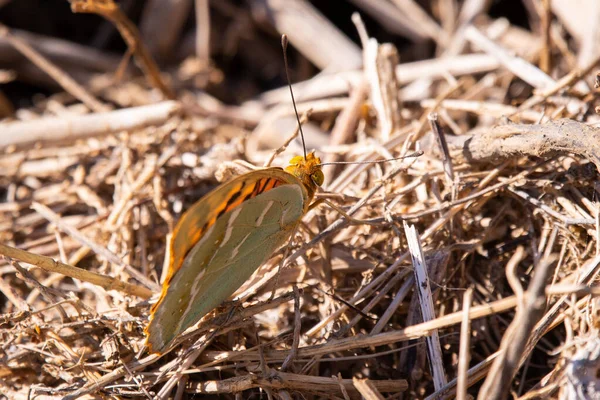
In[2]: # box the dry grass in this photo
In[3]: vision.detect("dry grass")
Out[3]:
[1,1,600,399]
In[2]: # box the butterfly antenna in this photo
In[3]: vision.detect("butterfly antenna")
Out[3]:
[281,34,307,160]
[317,150,424,167]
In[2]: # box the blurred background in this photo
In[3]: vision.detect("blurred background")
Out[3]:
[0,0,533,108]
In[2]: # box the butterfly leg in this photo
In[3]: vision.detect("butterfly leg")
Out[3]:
[311,198,381,226]
[307,197,325,212]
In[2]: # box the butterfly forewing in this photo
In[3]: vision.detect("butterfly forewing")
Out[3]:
[165,169,298,287]
[146,184,306,353]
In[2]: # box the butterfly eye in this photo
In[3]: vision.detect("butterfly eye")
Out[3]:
[311,170,324,186]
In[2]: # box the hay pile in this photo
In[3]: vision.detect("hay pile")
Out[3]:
[1,1,600,398]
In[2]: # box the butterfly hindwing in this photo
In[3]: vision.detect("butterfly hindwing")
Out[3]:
[146,184,305,353]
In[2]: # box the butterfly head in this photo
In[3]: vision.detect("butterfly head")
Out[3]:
[285,152,323,199]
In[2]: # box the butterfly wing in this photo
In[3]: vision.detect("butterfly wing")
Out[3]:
[146,183,306,353]
[166,168,300,285]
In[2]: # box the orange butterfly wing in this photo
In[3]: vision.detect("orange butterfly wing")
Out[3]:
[151,168,300,314]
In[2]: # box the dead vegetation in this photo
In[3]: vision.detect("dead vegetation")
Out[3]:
[1,0,600,399]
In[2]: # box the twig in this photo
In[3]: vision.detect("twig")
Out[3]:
[347,0,431,41]
[335,373,351,400]
[322,78,368,180]
[479,255,558,400]
[370,276,413,334]
[252,0,362,71]
[453,119,600,173]
[420,98,543,122]
[457,288,473,400]
[31,202,159,292]
[425,352,500,400]
[352,12,369,48]
[281,286,301,371]
[518,254,600,378]
[517,53,600,115]
[70,0,175,99]
[187,371,408,395]
[352,377,386,400]
[11,260,69,320]
[575,0,600,69]
[390,0,444,45]
[368,41,402,141]
[0,28,123,72]
[154,333,216,398]
[195,0,210,62]
[0,100,180,149]
[338,269,412,337]
[404,222,447,391]
[62,354,160,399]
[0,24,109,112]
[106,147,176,230]
[428,113,454,183]
[539,0,551,73]
[256,330,274,400]
[260,54,501,105]
[0,243,152,299]
[209,296,518,363]
[465,25,555,90]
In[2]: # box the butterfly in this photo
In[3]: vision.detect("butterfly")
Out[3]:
[144,152,324,354]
